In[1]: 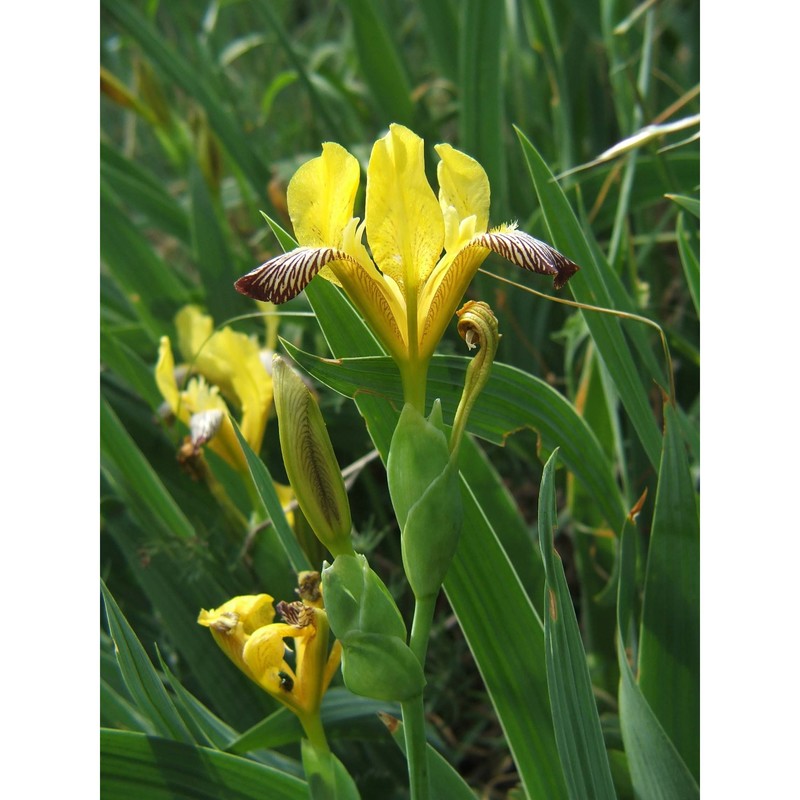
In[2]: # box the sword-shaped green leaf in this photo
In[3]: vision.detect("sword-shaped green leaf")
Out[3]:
[538,450,616,800]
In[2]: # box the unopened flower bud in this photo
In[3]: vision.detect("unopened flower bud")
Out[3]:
[273,355,354,557]
[387,402,462,601]
[322,554,407,641]
[322,554,424,702]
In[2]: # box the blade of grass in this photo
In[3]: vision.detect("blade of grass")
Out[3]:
[101,581,195,744]
[230,420,312,574]
[188,162,247,324]
[515,127,663,466]
[675,212,700,315]
[637,404,699,779]
[101,0,271,195]
[342,0,415,125]
[100,327,164,409]
[101,394,196,541]
[459,0,508,217]
[101,729,307,800]
[538,450,617,800]
[666,194,700,218]
[100,141,191,243]
[101,184,191,337]
[616,520,699,799]
[253,0,343,139]
[414,0,459,80]
[522,0,575,168]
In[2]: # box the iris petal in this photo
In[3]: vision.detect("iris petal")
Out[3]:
[366,124,443,291]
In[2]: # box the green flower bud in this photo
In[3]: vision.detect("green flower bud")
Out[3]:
[322,555,424,702]
[339,632,425,701]
[322,554,406,642]
[273,355,354,557]
[387,403,463,600]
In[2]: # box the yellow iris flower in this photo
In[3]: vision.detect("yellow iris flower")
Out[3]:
[198,581,341,729]
[235,124,578,409]
[155,305,274,475]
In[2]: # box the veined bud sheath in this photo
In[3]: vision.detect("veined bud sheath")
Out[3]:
[322,554,425,701]
[387,401,463,601]
[273,355,354,557]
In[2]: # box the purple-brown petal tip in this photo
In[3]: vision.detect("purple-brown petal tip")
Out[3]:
[234,269,273,302]
[552,256,580,290]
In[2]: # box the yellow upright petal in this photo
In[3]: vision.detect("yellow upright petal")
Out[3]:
[288,142,360,249]
[366,124,443,291]
[435,143,490,250]
[155,337,180,413]
[175,305,214,363]
[195,327,273,454]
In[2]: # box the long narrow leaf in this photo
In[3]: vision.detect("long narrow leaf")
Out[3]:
[460,0,508,217]
[101,729,307,800]
[282,344,627,532]
[101,581,195,744]
[230,420,312,573]
[516,127,663,466]
[101,395,196,541]
[101,185,190,338]
[342,0,415,125]
[157,651,303,775]
[188,163,244,324]
[676,213,700,316]
[616,521,699,799]
[538,450,616,800]
[637,404,700,779]
[100,141,190,243]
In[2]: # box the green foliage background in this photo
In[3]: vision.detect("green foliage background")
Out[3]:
[100,1,699,797]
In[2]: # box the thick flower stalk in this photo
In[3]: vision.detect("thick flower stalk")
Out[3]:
[235,124,578,411]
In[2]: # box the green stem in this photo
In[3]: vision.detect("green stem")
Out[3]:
[399,358,429,414]
[300,715,336,800]
[401,595,436,800]
[409,594,436,665]
[401,694,429,800]
[302,712,331,754]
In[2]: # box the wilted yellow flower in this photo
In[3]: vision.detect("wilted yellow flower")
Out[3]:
[155,305,274,475]
[198,579,341,726]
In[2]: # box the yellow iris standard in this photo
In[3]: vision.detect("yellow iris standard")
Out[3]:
[236,124,578,410]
